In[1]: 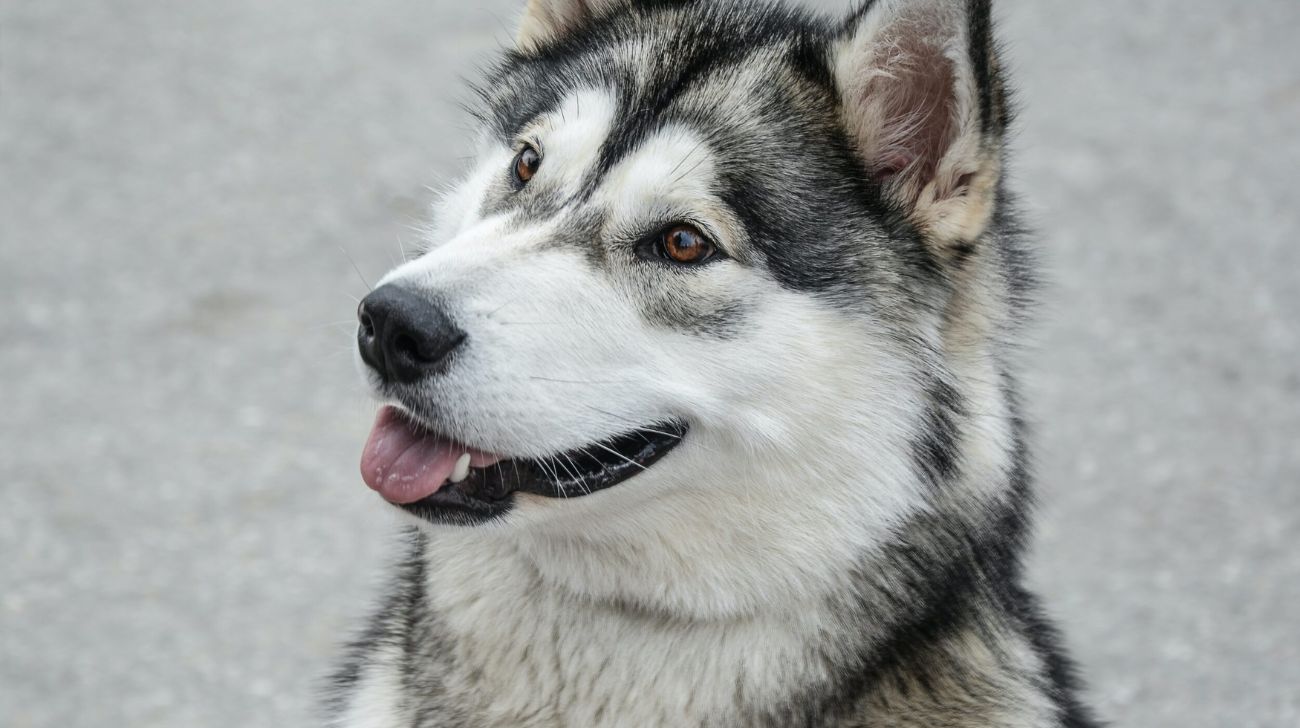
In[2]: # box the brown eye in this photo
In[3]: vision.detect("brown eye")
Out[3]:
[513,145,541,186]
[660,225,716,265]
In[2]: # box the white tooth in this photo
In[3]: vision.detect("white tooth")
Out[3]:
[450,453,471,483]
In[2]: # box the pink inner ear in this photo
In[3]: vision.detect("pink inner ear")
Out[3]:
[846,8,963,201]
[873,50,958,193]
[871,151,918,183]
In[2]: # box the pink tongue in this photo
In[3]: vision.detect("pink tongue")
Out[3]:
[360,407,502,504]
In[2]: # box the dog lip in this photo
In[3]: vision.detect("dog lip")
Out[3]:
[393,419,689,524]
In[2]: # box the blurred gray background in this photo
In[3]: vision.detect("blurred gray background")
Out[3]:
[2,0,1297,726]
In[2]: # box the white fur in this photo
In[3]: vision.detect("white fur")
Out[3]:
[329,644,409,728]
[343,88,940,720]
[337,5,1036,720]
[364,89,935,622]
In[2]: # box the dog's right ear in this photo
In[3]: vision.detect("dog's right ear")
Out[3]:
[516,0,625,49]
[832,0,1009,248]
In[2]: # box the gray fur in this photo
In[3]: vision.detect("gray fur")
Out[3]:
[327,1,1098,726]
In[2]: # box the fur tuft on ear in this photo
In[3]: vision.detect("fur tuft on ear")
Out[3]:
[833,0,1006,246]
[516,0,626,49]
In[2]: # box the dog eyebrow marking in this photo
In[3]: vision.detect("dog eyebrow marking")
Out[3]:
[477,87,618,224]
[594,122,753,262]
[577,44,755,202]
[527,87,619,196]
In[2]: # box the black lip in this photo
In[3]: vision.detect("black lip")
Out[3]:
[397,420,688,526]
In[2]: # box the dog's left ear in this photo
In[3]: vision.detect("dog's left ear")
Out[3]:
[833,0,1008,248]
[517,0,626,49]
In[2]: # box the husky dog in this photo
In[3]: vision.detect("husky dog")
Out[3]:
[328,0,1096,725]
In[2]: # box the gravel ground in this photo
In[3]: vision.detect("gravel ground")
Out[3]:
[2,1,1297,726]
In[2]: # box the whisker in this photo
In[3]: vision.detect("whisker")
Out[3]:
[581,405,684,441]
[557,452,591,496]
[310,320,359,331]
[538,457,565,498]
[666,137,709,179]
[485,296,523,318]
[496,418,527,489]
[553,453,581,482]
[337,244,373,292]
[576,445,604,468]
[577,404,715,452]
[587,441,647,472]
[672,154,711,187]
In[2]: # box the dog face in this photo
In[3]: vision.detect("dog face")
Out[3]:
[354,0,1010,599]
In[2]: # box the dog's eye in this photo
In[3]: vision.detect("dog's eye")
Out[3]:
[659,225,716,265]
[512,144,541,186]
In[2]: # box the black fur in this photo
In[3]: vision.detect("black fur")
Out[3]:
[474,1,943,310]
[328,2,1099,725]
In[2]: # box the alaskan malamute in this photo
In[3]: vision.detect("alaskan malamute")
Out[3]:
[328,1,1098,725]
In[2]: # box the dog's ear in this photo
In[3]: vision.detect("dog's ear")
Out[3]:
[833,0,1008,248]
[517,0,625,49]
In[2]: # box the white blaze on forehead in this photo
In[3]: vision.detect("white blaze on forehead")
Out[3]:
[525,87,618,191]
[598,125,726,231]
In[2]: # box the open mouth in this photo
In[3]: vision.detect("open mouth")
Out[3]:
[359,406,687,524]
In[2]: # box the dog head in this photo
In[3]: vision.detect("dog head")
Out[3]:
[354,0,1016,617]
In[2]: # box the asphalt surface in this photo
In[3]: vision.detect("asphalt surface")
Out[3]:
[2,1,1297,726]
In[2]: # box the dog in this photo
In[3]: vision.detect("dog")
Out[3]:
[326,1,1098,725]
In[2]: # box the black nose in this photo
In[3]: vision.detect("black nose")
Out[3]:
[357,285,466,384]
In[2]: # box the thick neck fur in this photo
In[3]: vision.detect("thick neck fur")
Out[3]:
[343,513,1058,728]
